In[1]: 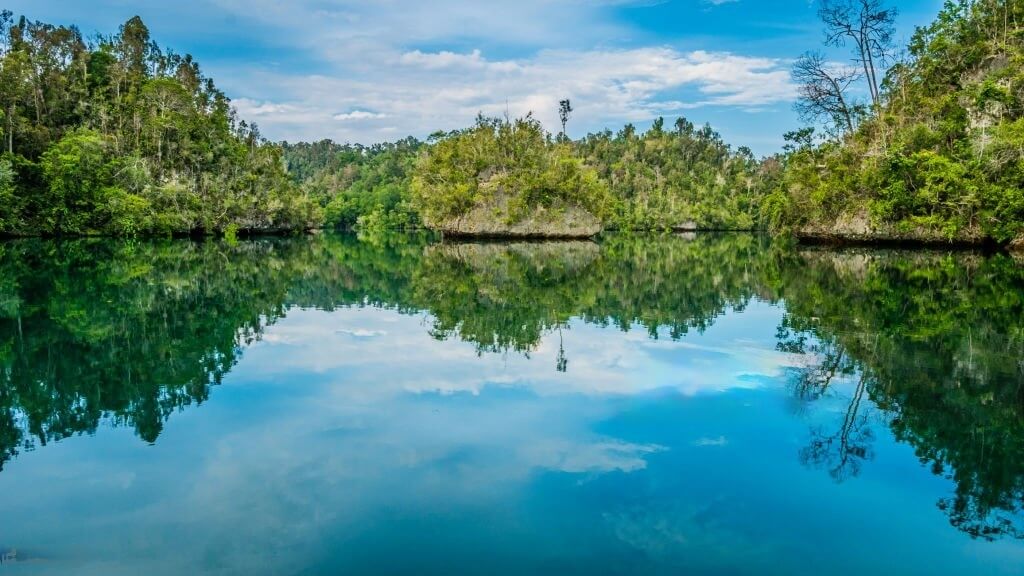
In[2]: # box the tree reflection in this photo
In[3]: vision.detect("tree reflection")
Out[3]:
[778,316,874,481]
[776,249,1024,540]
[0,233,1022,543]
[799,375,875,482]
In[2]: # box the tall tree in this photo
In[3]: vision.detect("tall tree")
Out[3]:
[792,50,861,134]
[558,98,573,139]
[818,0,897,107]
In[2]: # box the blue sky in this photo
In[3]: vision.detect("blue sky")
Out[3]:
[10,0,944,154]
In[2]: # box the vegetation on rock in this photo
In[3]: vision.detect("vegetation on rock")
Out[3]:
[764,0,1024,246]
[410,114,610,236]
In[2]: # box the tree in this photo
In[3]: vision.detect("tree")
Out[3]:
[818,0,898,108]
[0,12,320,237]
[558,98,573,139]
[783,127,816,153]
[39,129,112,234]
[793,50,862,134]
[0,155,15,229]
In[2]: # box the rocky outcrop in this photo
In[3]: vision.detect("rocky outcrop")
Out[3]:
[423,193,602,239]
[797,211,988,247]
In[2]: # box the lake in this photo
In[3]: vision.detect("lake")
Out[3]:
[0,232,1022,575]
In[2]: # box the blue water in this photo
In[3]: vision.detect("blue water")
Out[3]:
[0,234,1021,574]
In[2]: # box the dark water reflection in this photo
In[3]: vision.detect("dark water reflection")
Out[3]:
[0,233,1022,574]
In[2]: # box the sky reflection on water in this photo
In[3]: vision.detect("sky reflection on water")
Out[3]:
[0,234,1022,575]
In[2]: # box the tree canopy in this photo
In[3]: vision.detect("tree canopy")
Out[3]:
[0,13,319,237]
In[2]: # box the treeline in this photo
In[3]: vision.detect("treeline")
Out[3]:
[7,1,1024,243]
[576,117,764,230]
[283,114,764,232]
[0,13,319,237]
[763,0,1024,246]
[282,137,422,231]
[286,0,1024,245]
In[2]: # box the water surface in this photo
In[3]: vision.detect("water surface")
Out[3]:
[0,233,1022,575]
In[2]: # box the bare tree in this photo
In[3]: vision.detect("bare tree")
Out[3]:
[558,99,573,139]
[818,0,898,108]
[793,51,862,134]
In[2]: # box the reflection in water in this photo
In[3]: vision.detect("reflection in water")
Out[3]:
[0,233,1023,572]
[777,249,1024,540]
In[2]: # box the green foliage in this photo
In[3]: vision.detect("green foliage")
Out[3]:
[577,118,763,230]
[39,129,116,234]
[294,114,764,233]
[285,137,422,230]
[0,156,15,231]
[411,114,611,225]
[0,14,319,237]
[770,0,1024,244]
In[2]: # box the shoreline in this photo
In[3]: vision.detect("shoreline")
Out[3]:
[2,226,1022,254]
[795,233,1009,252]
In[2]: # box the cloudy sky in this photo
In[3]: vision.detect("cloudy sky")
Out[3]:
[12,0,942,154]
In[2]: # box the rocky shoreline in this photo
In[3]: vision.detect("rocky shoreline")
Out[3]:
[423,193,602,239]
[796,212,1017,250]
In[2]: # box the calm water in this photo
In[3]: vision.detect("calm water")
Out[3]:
[0,233,1022,575]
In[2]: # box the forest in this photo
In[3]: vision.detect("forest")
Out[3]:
[2,1,1023,245]
[0,12,319,237]
[282,0,1024,244]
[762,0,1024,246]
[284,112,764,233]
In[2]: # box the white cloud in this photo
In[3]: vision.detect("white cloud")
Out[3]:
[0,0,811,151]
[332,110,388,121]
[185,0,797,146]
[224,47,794,145]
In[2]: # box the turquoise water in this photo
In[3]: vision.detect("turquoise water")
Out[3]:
[0,233,1022,575]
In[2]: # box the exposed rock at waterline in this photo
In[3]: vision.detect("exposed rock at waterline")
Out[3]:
[797,211,987,247]
[423,193,602,238]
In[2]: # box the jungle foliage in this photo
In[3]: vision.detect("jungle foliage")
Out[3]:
[282,138,422,231]
[0,13,319,237]
[409,115,610,226]
[287,114,764,232]
[765,0,1024,244]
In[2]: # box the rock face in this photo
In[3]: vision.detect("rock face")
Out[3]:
[797,211,988,246]
[424,193,602,239]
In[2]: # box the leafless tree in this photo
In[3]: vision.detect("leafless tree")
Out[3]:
[793,51,862,134]
[818,0,898,108]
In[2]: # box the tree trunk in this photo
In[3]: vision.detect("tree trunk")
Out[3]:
[6,103,12,154]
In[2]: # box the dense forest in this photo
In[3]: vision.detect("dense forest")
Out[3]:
[3,1,1024,243]
[763,0,1024,246]
[282,137,422,231]
[282,0,1024,245]
[0,12,319,237]
[283,114,764,233]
